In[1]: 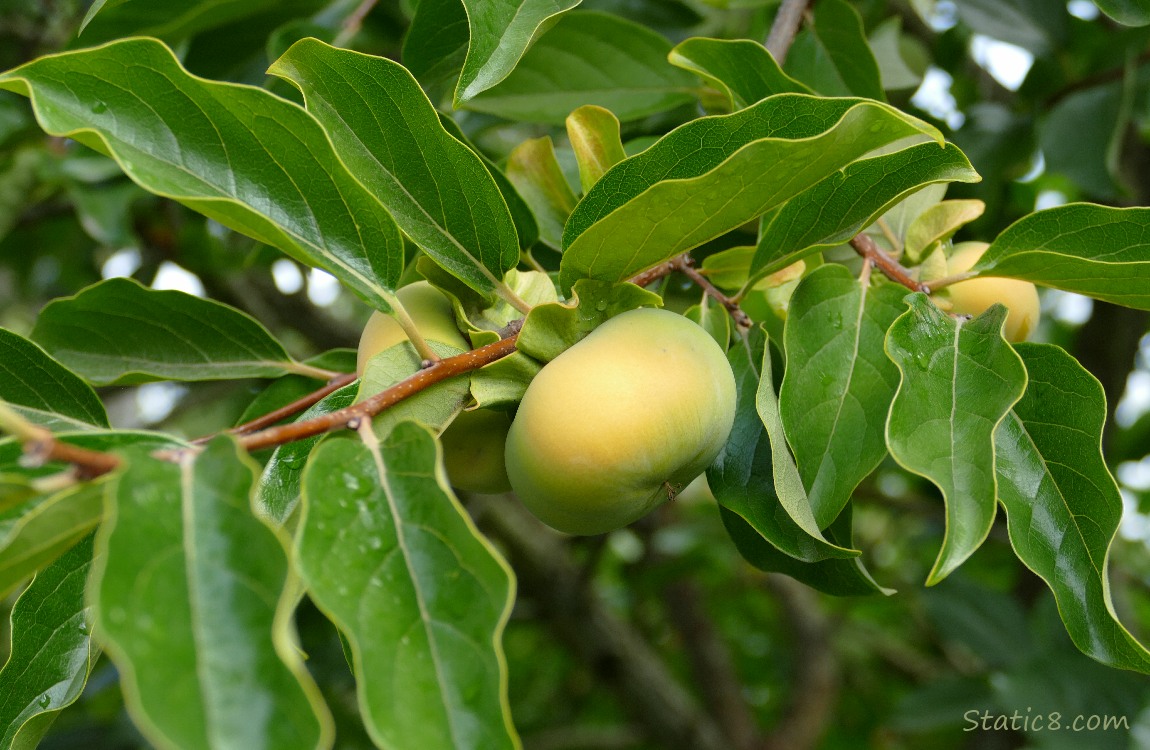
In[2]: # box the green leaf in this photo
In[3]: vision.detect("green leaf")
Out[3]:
[952,0,1066,55]
[559,95,944,292]
[780,266,906,528]
[0,328,107,428]
[464,11,696,124]
[92,438,332,750]
[455,0,582,103]
[1092,0,1150,25]
[269,40,521,300]
[973,203,1150,309]
[684,293,731,350]
[995,343,1150,673]
[884,294,1027,585]
[751,141,979,279]
[469,352,542,409]
[79,0,309,42]
[566,105,627,193]
[904,199,985,262]
[785,0,885,100]
[297,425,518,749]
[706,330,857,563]
[404,0,470,101]
[516,280,662,362]
[699,246,757,290]
[668,37,812,110]
[0,38,404,313]
[506,136,578,251]
[720,504,892,596]
[30,278,313,386]
[256,382,359,525]
[0,535,96,750]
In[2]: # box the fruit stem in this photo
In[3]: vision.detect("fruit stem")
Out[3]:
[495,280,535,315]
[923,270,978,291]
[388,293,441,362]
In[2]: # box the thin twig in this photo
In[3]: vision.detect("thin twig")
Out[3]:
[765,0,813,64]
[850,234,929,293]
[332,0,379,48]
[630,256,685,289]
[670,256,754,330]
[0,402,121,479]
[192,371,359,445]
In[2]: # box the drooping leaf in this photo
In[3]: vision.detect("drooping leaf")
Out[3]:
[995,344,1150,673]
[506,136,578,250]
[516,280,662,362]
[1091,0,1150,25]
[973,203,1150,310]
[884,294,1027,585]
[707,330,856,563]
[464,11,696,124]
[0,535,96,750]
[0,328,107,427]
[91,438,332,750]
[30,278,313,386]
[297,425,518,749]
[751,141,979,280]
[668,37,811,110]
[780,266,906,528]
[269,40,521,301]
[455,0,582,103]
[720,504,892,596]
[256,382,359,525]
[566,105,627,193]
[559,96,944,292]
[785,0,885,100]
[0,38,404,313]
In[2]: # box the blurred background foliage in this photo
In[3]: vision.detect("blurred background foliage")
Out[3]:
[1,0,1149,748]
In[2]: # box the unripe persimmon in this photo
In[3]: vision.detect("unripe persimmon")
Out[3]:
[938,242,1040,342]
[504,308,737,535]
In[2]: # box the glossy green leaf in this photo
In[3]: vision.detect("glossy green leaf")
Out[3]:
[720,504,892,596]
[404,0,470,101]
[973,203,1150,309]
[0,38,404,313]
[995,343,1150,672]
[684,293,731,350]
[668,37,811,110]
[517,280,662,362]
[904,199,985,262]
[256,382,359,525]
[269,40,521,300]
[0,535,95,750]
[751,141,979,279]
[465,11,696,124]
[506,136,578,250]
[297,426,518,749]
[884,294,1027,585]
[566,105,627,193]
[780,266,907,528]
[31,278,313,386]
[1092,0,1150,25]
[699,246,757,290]
[455,0,582,103]
[0,328,107,427]
[785,0,885,100]
[92,438,332,750]
[469,351,542,409]
[559,96,944,292]
[707,331,856,563]
[79,0,306,42]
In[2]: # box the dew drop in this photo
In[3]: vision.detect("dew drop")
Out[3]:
[595,300,608,311]
[37,695,51,708]
[91,102,108,114]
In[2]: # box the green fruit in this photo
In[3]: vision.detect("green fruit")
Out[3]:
[440,408,513,494]
[939,242,1040,343]
[504,307,737,535]
[356,281,468,375]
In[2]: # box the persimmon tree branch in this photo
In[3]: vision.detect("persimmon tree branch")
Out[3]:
[850,233,929,293]
[0,401,121,480]
[766,0,813,64]
[669,255,754,330]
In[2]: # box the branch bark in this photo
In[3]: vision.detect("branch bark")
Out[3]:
[765,0,813,64]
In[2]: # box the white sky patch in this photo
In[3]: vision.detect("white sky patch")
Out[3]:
[1035,189,1068,211]
[136,382,188,424]
[1044,289,1094,326]
[928,0,959,30]
[152,261,205,297]
[1067,0,1101,20]
[306,268,341,307]
[1119,490,1150,543]
[271,258,304,294]
[1119,457,1150,491]
[101,247,141,279]
[912,67,965,129]
[1017,150,1046,183]
[970,35,1034,91]
[1117,370,1150,428]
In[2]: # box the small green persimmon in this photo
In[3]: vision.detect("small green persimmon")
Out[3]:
[938,242,1040,342]
[356,281,468,375]
[440,408,513,494]
[504,307,737,535]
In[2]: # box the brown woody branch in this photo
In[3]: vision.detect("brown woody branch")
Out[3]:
[670,256,754,330]
[766,0,813,64]
[850,234,929,293]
